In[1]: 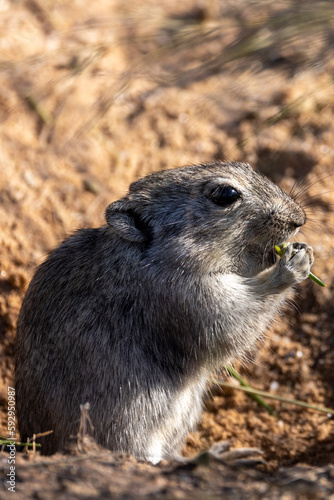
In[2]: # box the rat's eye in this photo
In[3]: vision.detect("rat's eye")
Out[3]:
[209,185,241,206]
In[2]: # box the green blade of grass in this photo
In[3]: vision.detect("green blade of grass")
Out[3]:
[226,366,276,416]
[0,437,41,448]
[217,382,334,415]
[308,271,326,287]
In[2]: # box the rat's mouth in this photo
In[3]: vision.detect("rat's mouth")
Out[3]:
[262,241,287,270]
[246,241,284,276]
[267,248,278,266]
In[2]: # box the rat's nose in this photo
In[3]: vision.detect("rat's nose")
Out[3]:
[290,206,306,230]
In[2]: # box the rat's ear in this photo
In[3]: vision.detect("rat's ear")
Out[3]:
[105,199,152,243]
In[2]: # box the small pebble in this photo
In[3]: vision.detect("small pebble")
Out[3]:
[270,381,279,391]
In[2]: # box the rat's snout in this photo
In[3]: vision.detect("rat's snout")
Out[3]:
[291,204,306,229]
[263,201,306,240]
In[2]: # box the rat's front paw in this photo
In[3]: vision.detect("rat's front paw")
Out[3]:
[278,242,314,285]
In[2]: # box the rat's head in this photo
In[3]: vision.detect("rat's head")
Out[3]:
[105,162,306,277]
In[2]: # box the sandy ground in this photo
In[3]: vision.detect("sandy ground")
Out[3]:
[0,0,333,498]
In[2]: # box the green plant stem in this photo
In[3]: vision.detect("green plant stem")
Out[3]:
[226,366,276,416]
[0,438,41,448]
[218,381,334,415]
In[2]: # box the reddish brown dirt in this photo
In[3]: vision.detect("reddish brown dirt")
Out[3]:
[0,0,333,498]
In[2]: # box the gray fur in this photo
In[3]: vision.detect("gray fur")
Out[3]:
[15,161,313,462]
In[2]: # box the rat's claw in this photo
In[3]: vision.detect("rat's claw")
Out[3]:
[208,442,265,466]
[174,441,265,467]
[278,242,314,285]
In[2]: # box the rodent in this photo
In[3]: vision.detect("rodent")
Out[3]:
[15,161,314,463]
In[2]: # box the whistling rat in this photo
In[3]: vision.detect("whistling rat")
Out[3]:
[15,161,313,462]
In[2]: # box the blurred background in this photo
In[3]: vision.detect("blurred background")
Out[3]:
[0,0,333,470]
